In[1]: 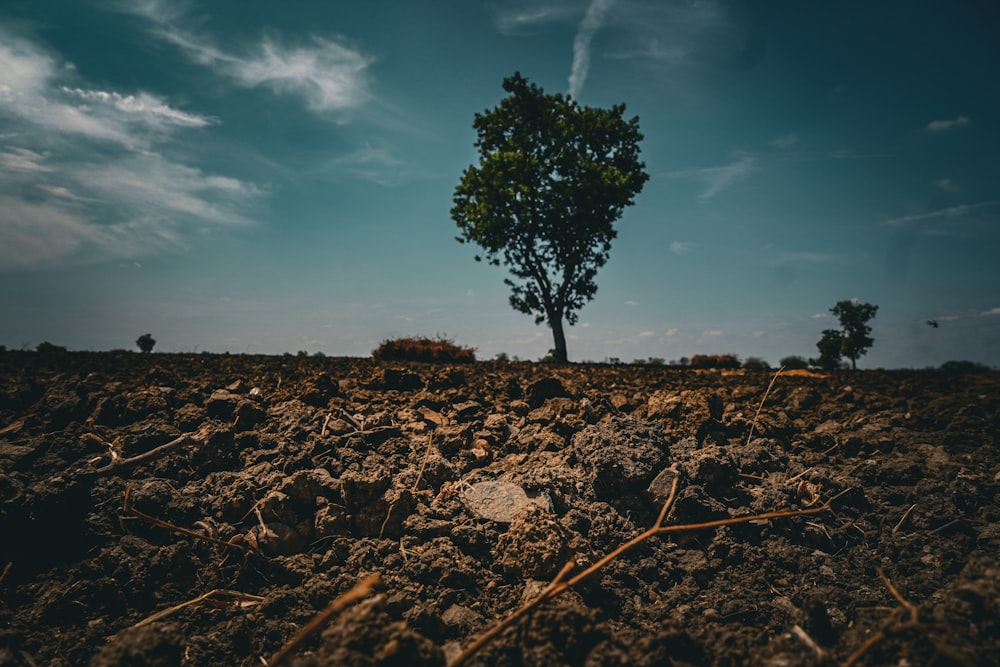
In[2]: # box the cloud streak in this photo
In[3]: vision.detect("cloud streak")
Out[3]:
[882,200,1000,227]
[662,153,756,200]
[118,0,373,115]
[568,0,615,98]
[926,116,970,132]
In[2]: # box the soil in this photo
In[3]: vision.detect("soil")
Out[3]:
[1,351,998,667]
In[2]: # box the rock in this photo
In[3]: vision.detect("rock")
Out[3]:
[646,466,681,508]
[461,480,553,523]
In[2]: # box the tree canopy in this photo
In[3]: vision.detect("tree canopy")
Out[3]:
[811,300,878,370]
[832,300,878,369]
[451,73,648,363]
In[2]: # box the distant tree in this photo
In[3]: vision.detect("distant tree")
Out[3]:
[779,355,809,370]
[742,356,770,371]
[811,329,844,370]
[939,360,991,374]
[832,300,879,369]
[136,333,156,353]
[494,351,510,362]
[452,73,649,363]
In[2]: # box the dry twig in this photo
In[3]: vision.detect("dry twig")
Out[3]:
[83,427,215,478]
[841,567,923,667]
[449,478,843,667]
[123,487,256,555]
[267,574,383,667]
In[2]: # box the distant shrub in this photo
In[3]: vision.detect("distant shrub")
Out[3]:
[742,356,770,371]
[312,351,326,358]
[689,354,741,369]
[36,341,67,354]
[373,336,475,363]
[297,350,309,357]
[779,355,810,370]
[136,333,156,353]
[939,360,992,374]
[494,352,510,362]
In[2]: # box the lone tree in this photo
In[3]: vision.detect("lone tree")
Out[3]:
[811,329,844,371]
[811,300,878,370]
[452,73,648,363]
[136,333,156,353]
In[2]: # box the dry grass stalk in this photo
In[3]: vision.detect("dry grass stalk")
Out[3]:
[267,574,382,667]
[892,503,917,535]
[449,478,843,667]
[132,589,264,629]
[746,366,784,446]
[412,434,435,492]
[123,486,256,555]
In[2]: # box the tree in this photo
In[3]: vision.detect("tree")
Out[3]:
[810,300,879,370]
[779,355,809,370]
[811,329,844,371]
[136,333,155,353]
[452,73,649,363]
[831,300,878,369]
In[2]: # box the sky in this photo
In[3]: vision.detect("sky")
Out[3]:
[1,1,998,368]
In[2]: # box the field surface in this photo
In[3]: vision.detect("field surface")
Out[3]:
[1,352,998,666]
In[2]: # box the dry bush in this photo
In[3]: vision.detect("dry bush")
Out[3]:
[372,336,476,363]
[689,353,741,369]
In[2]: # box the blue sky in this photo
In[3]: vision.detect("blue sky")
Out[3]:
[1,1,998,367]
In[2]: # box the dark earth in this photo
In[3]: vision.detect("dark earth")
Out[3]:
[1,351,998,666]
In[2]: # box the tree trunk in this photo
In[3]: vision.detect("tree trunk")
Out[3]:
[549,315,569,363]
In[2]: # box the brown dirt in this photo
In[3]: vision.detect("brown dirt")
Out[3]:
[1,351,998,667]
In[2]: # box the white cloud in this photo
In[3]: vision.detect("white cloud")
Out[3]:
[118,0,373,115]
[0,147,52,173]
[670,240,693,254]
[810,313,827,319]
[663,153,756,200]
[0,29,261,270]
[665,328,678,337]
[322,143,414,186]
[926,116,971,132]
[982,307,1000,317]
[62,88,215,129]
[490,2,578,35]
[568,0,615,98]
[933,178,960,192]
[771,132,797,149]
[781,251,836,264]
[703,330,724,337]
[625,300,639,306]
[638,330,654,338]
[882,201,999,227]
